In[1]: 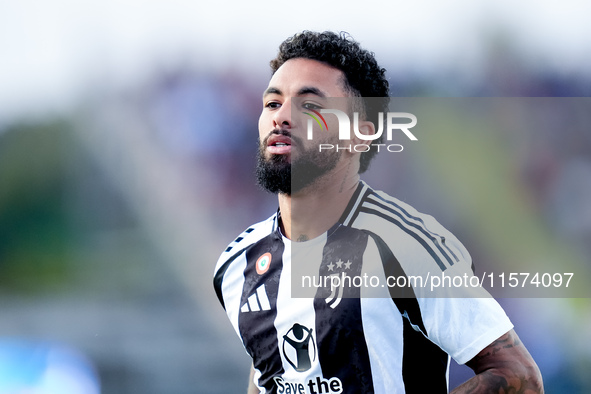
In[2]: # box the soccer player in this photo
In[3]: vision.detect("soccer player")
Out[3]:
[213,31,543,393]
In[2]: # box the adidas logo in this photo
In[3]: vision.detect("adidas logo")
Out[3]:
[241,284,271,312]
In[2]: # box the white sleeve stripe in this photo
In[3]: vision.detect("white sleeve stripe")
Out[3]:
[367,193,460,263]
[360,202,453,271]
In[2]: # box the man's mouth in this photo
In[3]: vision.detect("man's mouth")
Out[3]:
[266,134,292,155]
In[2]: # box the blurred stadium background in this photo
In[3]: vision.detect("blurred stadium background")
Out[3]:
[1,1,590,392]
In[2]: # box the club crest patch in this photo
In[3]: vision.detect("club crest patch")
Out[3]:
[256,253,272,275]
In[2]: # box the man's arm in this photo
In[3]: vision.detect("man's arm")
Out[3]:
[451,329,544,393]
[247,363,260,394]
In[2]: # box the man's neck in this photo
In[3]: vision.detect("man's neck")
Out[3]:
[278,171,360,241]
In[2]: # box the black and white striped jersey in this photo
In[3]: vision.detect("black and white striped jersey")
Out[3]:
[213,181,513,394]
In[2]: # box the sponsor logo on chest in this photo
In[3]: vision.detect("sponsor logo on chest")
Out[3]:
[274,376,343,394]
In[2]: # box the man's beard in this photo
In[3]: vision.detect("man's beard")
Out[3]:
[255,133,340,196]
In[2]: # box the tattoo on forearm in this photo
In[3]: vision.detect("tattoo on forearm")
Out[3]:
[453,370,541,394]
[452,330,544,393]
[470,331,522,364]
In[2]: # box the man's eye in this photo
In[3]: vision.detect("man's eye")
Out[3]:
[265,102,281,109]
[302,102,322,111]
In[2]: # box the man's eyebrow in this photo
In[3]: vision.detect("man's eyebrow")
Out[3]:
[297,86,326,97]
[262,86,327,98]
[263,87,281,98]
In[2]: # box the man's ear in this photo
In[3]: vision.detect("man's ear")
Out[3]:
[352,120,376,147]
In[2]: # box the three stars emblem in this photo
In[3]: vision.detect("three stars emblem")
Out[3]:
[327,259,352,272]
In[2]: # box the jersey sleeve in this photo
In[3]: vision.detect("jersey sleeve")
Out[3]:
[417,294,513,364]
[408,233,514,365]
[358,193,514,365]
[408,219,513,365]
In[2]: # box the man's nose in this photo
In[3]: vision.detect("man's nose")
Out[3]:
[273,100,292,129]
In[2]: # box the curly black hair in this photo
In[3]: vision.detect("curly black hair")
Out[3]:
[270,31,390,173]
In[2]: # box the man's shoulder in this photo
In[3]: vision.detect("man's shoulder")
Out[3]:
[350,182,471,270]
[214,212,278,272]
[347,182,436,231]
[212,212,279,309]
